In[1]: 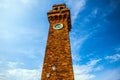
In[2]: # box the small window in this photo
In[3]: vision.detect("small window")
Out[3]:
[52,65,56,71]
[50,16,53,20]
[46,73,50,78]
[63,14,67,19]
[54,7,58,10]
[59,15,62,19]
[55,15,58,20]
[60,7,63,10]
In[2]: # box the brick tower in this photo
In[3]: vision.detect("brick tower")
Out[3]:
[41,4,74,80]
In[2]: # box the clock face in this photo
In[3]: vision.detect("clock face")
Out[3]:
[53,23,63,29]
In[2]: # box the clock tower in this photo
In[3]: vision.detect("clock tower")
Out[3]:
[41,4,74,80]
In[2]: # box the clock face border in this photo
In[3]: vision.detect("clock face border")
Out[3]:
[53,23,63,30]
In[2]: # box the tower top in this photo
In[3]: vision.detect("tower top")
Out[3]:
[53,3,66,7]
[47,4,69,15]
[47,4,71,31]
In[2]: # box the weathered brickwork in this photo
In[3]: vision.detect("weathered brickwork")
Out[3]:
[41,4,74,80]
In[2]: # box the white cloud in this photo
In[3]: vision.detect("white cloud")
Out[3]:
[73,59,102,80]
[95,68,120,80]
[0,0,42,43]
[15,47,45,59]
[0,68,40,80]
[7,69,40,80]
[65,0,86,24]
[0,0,37,9]
[0,0,38,23]
[0,61,24,70]
[72,35,89,50]
[75,74,95,80]
[105,54,120,62]
[88,59,101,67]
[0,60,41,80]
[7,61,24,69]
[115,47,120,52]
[20,0,37,5]
[71,34,89,61]
[82,8,99,23]
[0,24,46,56]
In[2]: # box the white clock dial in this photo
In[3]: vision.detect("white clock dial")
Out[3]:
[53,23,63,29]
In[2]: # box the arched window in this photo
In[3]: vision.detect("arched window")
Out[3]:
[55,15,58,20]
[63,14,67,19]
[59,15,62,20]
[60,7,63,10]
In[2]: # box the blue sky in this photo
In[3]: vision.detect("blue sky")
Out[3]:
[0,0,120,80]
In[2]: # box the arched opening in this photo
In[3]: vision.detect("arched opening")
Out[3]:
[63,14,67,19]
[51,16,54,20]
[59,15,62,20]
[54,7,58,10]
[60,7,63,10]
[55,15,58,20]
